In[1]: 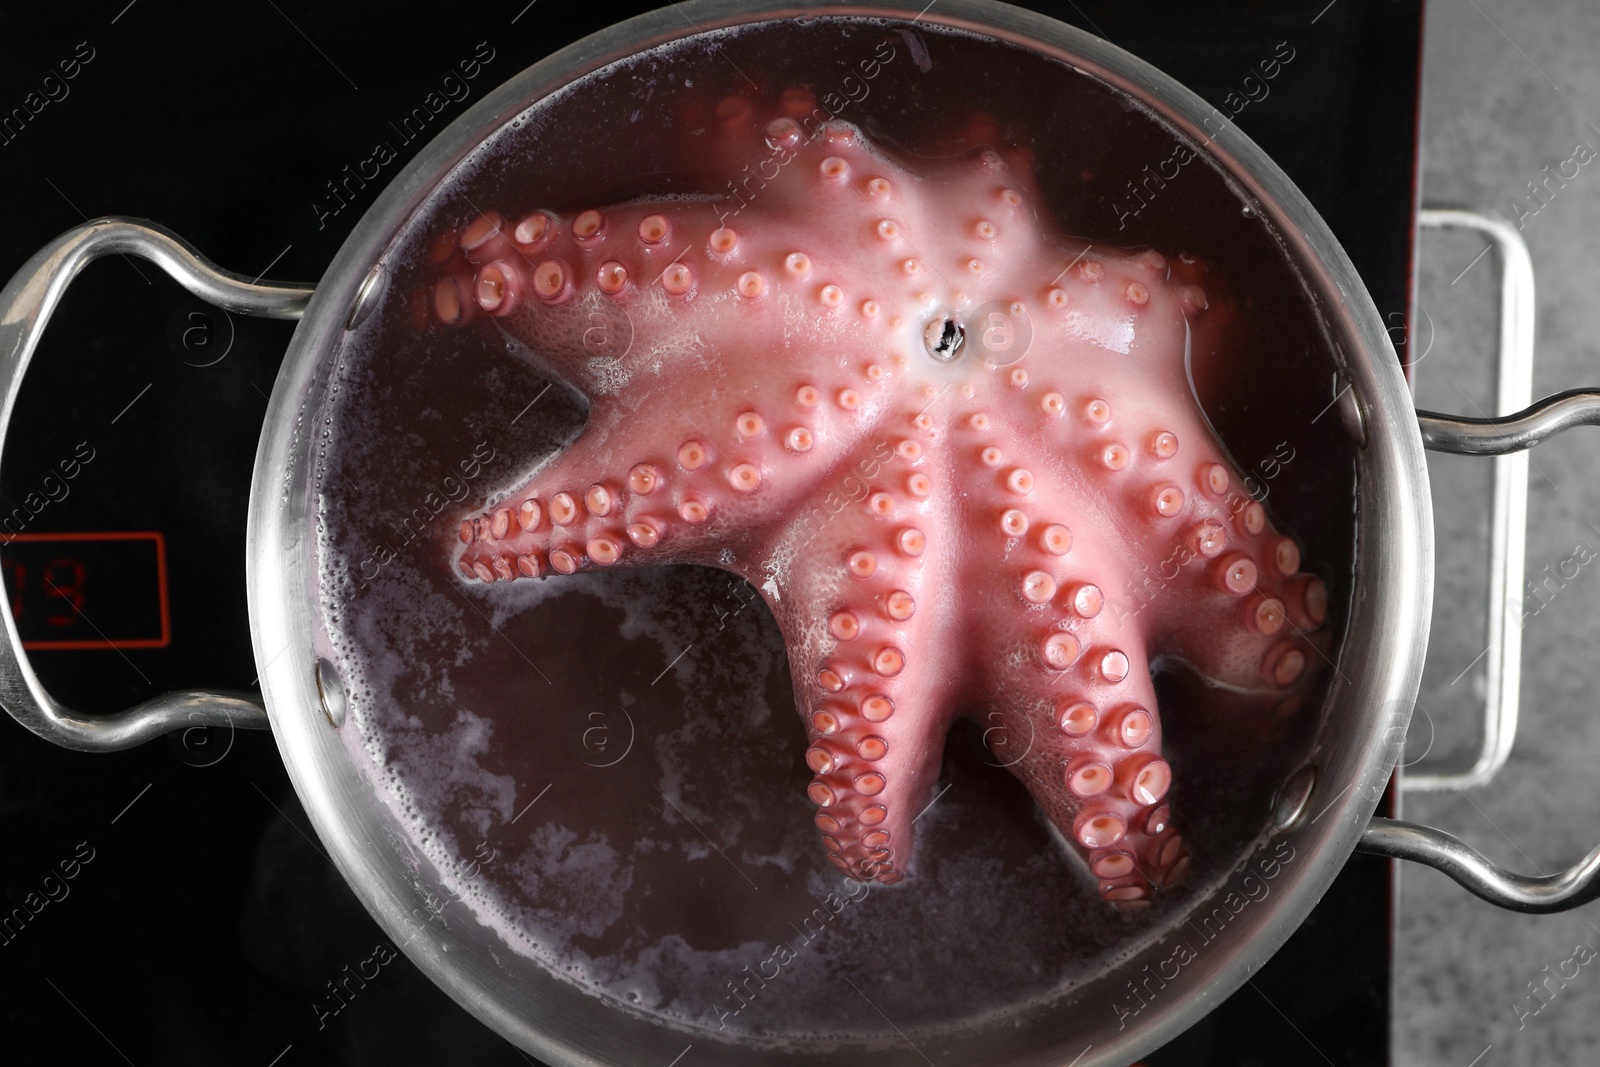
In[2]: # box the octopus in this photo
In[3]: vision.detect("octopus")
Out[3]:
[431,87,1329,911]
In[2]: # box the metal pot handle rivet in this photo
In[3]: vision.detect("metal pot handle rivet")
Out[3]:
[0,217,316,751]
[315,658,348,730]
[1337,371,1367,447]
[346,262,386,331]
[1271,764,1317,830]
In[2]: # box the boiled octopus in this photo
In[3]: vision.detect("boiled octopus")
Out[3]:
[433,88,1329,910]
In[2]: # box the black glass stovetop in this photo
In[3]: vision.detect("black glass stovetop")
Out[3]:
[0,2,1418,1064]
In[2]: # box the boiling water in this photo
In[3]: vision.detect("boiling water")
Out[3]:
[311,16,1359,1047]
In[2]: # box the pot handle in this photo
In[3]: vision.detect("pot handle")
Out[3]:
[1356,208,1600,911]
[1374,374,1600,909]
[1404,208,1535,789]
[0,217,314,751]
[1360,818,1600,914]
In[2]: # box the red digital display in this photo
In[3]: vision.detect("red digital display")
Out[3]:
[0,532,170,650]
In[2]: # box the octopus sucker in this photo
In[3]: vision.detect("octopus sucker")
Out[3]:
[436,89,1329,901]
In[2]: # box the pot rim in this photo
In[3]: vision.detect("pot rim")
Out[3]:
[246,2,1432,1064]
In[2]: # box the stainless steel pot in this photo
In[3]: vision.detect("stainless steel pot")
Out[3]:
[5,2,1600,1064]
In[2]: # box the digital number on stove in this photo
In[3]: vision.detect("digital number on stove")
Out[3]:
[0,532,169,650]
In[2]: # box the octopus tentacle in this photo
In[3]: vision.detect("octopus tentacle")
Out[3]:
[1002,649,1184,913]
[764,430,958,885]
[965,460,1187,906]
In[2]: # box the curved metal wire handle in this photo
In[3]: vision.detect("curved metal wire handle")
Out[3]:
[1362,818,1600,914]
[1363,209,1600,910]
[1406,208,1534,792]
[1420,389,1600,453]
[0,217,315,750]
